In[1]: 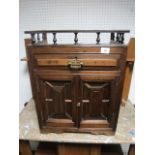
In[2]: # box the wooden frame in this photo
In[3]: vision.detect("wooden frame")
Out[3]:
[122,38,135,105]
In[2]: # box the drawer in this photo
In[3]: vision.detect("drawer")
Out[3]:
[34,54,120,68]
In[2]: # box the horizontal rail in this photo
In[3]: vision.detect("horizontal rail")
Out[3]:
[25,30,130,34]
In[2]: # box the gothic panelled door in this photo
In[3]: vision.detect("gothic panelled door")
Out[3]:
[35,71,120,131]
[37,76,76,129]
[79,73,120,130]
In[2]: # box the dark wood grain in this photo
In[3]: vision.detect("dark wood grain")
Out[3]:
[19,140,33,155]
[35,142,57,155]
[128,144,135,155]
[58,144,101,155]
[35,142,125,155]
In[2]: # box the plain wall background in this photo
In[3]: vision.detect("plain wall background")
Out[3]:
[19,0,135,112]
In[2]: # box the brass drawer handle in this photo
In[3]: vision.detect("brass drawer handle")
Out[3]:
[68,57,83,69]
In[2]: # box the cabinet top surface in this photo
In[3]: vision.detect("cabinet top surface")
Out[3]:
[19,99,135,144]
[25,29,130,33]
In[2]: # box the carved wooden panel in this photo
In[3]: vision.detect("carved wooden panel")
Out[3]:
[38,78,75,128]
[79,76,119,129]
[81,82,110,119]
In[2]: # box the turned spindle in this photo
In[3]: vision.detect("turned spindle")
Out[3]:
[74,32,78,44]
[110,32,115,42]
[53,33,57,45]
[116,33,124,43]
[120,33,124,43]
[42,32,47,44]
[24,30,130,45]
[31,33,36,44]
[96,32,100,44]
[37,33,41,43]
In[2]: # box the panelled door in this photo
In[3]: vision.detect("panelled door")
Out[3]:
[36,73,76,129]
[78,72,120,129]
[35,71,120,130]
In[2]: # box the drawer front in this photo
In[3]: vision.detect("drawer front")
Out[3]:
[34,54,120,68]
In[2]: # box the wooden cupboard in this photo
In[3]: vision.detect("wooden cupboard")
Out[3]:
[25,30,129,135]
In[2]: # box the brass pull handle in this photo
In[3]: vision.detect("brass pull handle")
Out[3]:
[68,57,83,69]
[77,102,81,107]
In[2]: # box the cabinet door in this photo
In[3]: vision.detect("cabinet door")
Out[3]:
[36,74,76,129]
[79,73,120,130]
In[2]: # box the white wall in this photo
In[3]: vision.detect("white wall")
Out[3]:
[19,0,135,112]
